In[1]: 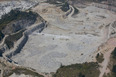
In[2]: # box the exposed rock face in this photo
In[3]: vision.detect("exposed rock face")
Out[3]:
[0,0,39,18]
[1,10,38,35]
[0,0,47,59]
[4,22,46,59]
[0,31,4,41]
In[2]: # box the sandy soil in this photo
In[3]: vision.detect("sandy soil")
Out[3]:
[99,38,116,77]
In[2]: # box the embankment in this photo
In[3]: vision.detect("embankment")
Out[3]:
[2,22,46,60]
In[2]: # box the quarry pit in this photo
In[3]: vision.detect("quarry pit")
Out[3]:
[11,2,116,73]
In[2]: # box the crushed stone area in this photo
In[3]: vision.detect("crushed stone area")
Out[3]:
[11,3,116,73]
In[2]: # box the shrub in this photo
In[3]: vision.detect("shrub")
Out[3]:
[54,62,100,77]
[5,30,24,49]
[112,65,116,73]
[60,2,69,12]
[0,9,38,31]
[112,48,116,59]
[79,72,85,77]
[96,53,104,63]
[0,31,4,41]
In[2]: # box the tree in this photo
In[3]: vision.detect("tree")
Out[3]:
[112,65,116,73]
[112,47,116,59]
[60,2,69,12]
[0,31,4,41]
[79,72,85,77]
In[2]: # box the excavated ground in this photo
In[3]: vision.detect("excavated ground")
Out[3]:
[11,2,116,73]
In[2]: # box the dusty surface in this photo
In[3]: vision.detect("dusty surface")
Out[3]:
[98,38,116,77]
[11,2,116,73]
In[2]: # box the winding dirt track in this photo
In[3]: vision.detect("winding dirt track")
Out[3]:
[99,38,116,77]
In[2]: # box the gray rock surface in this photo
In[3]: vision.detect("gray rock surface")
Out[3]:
[11,2,116,73]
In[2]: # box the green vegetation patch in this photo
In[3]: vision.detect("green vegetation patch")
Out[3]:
[60,2,70,12]
[5,29,25,49]
[54,62,100,77]
[0,9,38,31]
[103,47,116,77]
[112,65,116,73]
[12,67,44,77]
[0,30,4,41]
[0,9,38,41]
[112,47,116,59]
[96,53,104,63]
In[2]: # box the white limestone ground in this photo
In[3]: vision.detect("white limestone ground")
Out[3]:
[11,3,116,73]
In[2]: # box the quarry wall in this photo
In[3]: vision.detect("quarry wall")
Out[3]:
[2,22,46,61]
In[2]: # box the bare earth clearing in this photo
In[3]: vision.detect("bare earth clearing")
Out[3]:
[11,2,116,74]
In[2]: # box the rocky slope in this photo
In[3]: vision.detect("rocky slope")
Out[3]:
[12,0,116,74]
